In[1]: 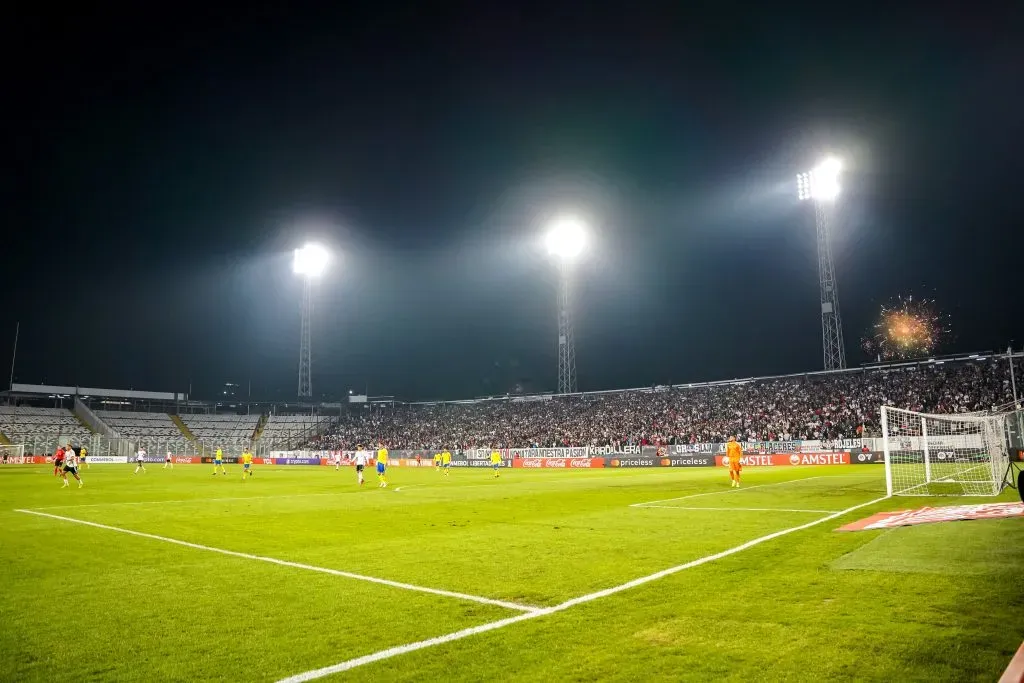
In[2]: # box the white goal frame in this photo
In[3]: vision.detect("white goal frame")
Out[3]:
[1,444,26,463]
[881,406,1012,496]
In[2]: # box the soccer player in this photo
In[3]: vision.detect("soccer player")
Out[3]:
[212,447,226,475]
[241,450,253,479]
[354,450,367,486]
[726,435,743,488]
[433,452,441,470]
[441,449,451,476]
[53,446,65,477]
[61,448,83,488]
[164,451,173,469]
[134,448,147,474]
[334,452,343,471]
[490,449,502,478]
[376,444,388,488]
[79,445,88,468]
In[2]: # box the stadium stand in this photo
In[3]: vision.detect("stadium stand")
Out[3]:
[305,356,1022,450]
[0,406,93,453]
[96,410,183,438]
[260,413,334,447]
[179,413,260,446]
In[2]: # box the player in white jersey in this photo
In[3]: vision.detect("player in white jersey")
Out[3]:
[163,450,174,469]
[134,448,147,474]
[353,451,367,486]
[334,452,343,471]
[61,449,83,488]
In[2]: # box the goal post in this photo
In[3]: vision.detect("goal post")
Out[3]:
[0,444,26,463]
[881,406,1012,496]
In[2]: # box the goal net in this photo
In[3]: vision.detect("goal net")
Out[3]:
[881,406,1012,496]
[0,444,26,463]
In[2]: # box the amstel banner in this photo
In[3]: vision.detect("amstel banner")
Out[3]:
[715,452,851,467]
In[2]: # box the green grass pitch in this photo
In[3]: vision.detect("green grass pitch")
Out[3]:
[1,463,1021,681]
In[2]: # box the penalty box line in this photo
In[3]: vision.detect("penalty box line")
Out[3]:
[13,509,540,614]
[275,493,891,682]
[630,473,879,508]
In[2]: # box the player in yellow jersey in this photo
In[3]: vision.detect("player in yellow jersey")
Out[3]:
[79,445,89,468]
[725,435,743,487]
[441,449,451,476]
[213,447,226,475]
[376,445,389,488]
[433,452,442,470]
[241,450,253,479]
[490,450,502,478]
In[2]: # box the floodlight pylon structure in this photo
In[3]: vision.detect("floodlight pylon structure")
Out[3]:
[545,217,586,394]
[797,157,847,371]
[293,244,329,398]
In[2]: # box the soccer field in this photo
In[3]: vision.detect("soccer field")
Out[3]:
[2,463,1021,681]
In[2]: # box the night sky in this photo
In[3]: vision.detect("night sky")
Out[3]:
[5,4,1023,402]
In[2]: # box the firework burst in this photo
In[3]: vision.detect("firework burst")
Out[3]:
[862,295,949,360]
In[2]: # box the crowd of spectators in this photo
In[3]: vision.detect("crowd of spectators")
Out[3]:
[305,358,1020,451]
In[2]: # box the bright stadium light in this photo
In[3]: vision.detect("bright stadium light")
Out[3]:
[797,156,843,202]
[797,155,846,371]
[545,215,587,261]
[294,242,330,398]
[293,243,330,277]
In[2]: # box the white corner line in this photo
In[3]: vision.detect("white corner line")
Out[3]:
[637,506,840,513]
[630,475,831,507]
[14,509,540,614]
[275,493,891,682]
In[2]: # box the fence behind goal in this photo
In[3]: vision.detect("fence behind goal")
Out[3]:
[881,406,1014,496]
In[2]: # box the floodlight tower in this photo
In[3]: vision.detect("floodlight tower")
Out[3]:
[545,216,587,394]
[293,244,329,398]
[797,156,847,371]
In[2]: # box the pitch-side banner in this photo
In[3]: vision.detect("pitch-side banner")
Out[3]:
[512,457,604,469]
[716,452,851,467]
[83,455,129,464]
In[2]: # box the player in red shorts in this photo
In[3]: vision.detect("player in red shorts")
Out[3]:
[53,446,65,477]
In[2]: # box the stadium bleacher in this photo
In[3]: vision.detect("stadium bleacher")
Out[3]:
[305,356,1022,451]
[0,406,93,452]
[260,414,333,447]
[96,410,182,438]
[179,413,260,446]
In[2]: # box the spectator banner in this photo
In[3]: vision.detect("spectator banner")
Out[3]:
[509,447,589,459]
[666,443,716,454]
[716,452,851,467]
[83,456,129,464]
[513,457,604,469]
[588,445,645,456]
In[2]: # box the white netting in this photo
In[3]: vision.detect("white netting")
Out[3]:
[0,444,26,463]
[881,406,1012,496]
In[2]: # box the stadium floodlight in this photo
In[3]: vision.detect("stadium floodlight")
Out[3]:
[293,243,330,277]
[294,243,330,398]
[545,215,588,394]
[545,215,587,261]
[797,156,847,371]
[797,156,842,202]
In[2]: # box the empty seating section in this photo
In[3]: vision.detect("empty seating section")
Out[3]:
[96,410,181,438]
[261,414,333,446]
[179,413,259,446]
[0,406,92,449]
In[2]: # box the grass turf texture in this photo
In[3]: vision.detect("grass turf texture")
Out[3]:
[0,463,1020,681]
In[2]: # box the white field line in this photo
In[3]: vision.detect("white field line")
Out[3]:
[30,491,350,510]
[637,506,840,513]
[276,493,891,682]
[13,509,540,614]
